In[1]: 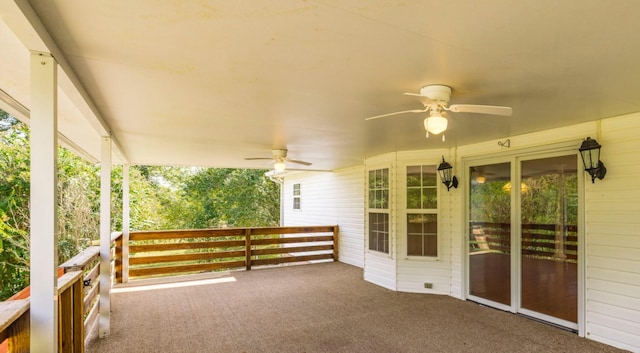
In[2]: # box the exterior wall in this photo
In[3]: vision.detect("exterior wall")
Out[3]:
[282,166,365,268]
[395,149,452,295]
[284,113,640,352]
[584,113,640,352]
[363,153,397,290]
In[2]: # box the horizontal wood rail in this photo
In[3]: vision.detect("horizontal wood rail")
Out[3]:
[125,225,339,279]
[470,222,578,262]
[0,232,123,353]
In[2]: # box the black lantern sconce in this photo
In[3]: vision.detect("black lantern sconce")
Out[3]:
[437,156,458,191]
[579,137,607,183]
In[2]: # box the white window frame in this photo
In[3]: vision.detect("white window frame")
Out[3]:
[292,183,301,211]
[366,167,391,256]
[462,140,585,334]
[400,163,440,260]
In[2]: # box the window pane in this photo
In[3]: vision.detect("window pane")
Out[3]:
[407,234,423,256]
[293,198,300,210]
[382,169,389,187]
[468,162,511,306]
[369,213,389,254]
[369,170,375,189]
[407,214,437,257]
[422,188,437,209]
[369,168,389,210]
[407,188,421,209]
[521,155,578,323]
[406,165,437,210]
[422,165,437,186]
[423,235,438,257]
[407,166,422,187]
[381,190,389,209]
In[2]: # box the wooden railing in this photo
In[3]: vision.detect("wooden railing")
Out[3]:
[0,232,123,353]
[121,225,339,280]
[0,271,84,353]
[1,226,338,351]
[470,222,578,262]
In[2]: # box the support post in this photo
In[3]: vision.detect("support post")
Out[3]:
[29,51,58,353]
[333,226,339,261]
[99,136,112,337]
[122,164,130,283]
[245,229,252,270]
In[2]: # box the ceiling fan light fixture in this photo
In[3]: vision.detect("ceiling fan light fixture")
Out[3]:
[274,161,286,171]
[424,114,448,135]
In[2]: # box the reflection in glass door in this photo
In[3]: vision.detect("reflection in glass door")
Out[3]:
[468,154,579,329]
[520,155,578,324]
[468,162,511,306]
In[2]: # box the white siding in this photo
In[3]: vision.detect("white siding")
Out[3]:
[364,154,397,290]
[395,149,453,295]
[283,112,640,352]
[282,166,365,268]
[584,113,640,352]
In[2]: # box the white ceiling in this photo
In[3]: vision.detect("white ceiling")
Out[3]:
[2,1,640,171]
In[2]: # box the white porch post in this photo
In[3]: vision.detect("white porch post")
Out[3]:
[29,51,58,353]
[99,136,112,337]
[122,164,130,283]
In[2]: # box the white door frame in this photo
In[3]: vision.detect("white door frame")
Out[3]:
[462,141,585,336]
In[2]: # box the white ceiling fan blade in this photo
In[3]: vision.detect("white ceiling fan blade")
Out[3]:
[365,108,428,121]
[244,157,274,161]
[285,158,312,166]
[448,104,512,116]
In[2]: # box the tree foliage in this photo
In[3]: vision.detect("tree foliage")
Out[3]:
[0,108,280,300]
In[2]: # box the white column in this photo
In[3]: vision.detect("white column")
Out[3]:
[99,136,112,337]
[29,51,58,353]
[122,164,130,283]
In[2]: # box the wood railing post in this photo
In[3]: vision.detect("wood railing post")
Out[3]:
[333,226,339,261]
[57,271,84,353]
[245,228,252,271]
[72,276,84,353]
[114,235,123,284]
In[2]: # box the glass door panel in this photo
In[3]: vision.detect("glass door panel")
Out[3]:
[469,162,511,306]
[520,155,578,323]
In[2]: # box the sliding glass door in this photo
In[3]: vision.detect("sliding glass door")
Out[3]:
[468,162,512,307]
[468,153,579,329]
[520,155,578,324]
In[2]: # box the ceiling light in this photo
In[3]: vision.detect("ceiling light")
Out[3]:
[274,161,286,172]
[424,111,448,135]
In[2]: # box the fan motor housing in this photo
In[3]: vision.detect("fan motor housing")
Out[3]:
[419,85,452,103]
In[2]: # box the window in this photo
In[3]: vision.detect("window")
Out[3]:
[368,168,389,253]
[406,165,437,257]
[369,213,389,254]
[407,214,437,256]
[369,169,389,209]
[293,183,301,210]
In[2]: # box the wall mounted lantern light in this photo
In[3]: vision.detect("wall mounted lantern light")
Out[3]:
[579,137,606,183]
[437,156,458,191]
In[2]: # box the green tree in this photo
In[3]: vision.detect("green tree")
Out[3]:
[176,168,280,229]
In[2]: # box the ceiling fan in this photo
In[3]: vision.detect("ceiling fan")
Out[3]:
[245,149,312,171]
[365,85,512,140]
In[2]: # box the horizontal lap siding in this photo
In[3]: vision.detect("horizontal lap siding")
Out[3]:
[448,191,464,299]
[396,151,455,295]
[364,253,396,290]
[585,113,640,352]
[283,166,364,268]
